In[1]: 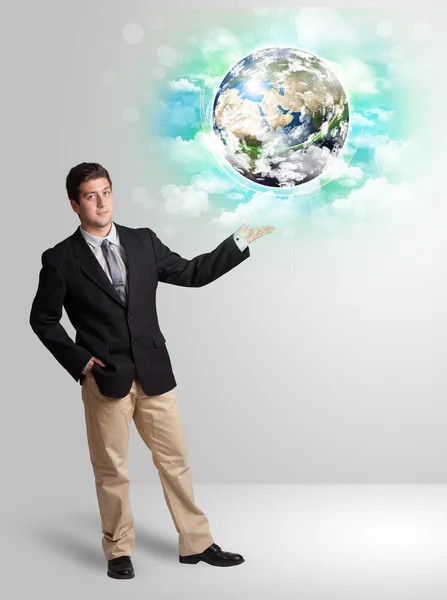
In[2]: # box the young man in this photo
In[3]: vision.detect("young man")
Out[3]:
[29,162,275,579]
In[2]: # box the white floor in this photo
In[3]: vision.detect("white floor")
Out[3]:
[6,484,447,599]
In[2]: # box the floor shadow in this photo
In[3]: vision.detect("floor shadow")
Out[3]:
[32,525,103,571]
[27,511,177,566]
[135,527,177,561]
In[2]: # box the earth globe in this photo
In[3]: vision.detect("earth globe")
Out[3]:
[212,47,349,188]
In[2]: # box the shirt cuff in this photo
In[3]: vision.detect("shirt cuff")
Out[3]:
[233,232,249,252]
[82,357,93,375]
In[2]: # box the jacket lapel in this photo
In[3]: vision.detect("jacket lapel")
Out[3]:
[71,222,138,309]
[114,222,142,309]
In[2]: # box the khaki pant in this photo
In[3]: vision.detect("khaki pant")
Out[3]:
[81,376,214,560]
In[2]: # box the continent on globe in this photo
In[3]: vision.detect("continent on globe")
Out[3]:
[212,47,349,188]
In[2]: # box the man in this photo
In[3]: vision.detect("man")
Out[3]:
[29,162,275,579]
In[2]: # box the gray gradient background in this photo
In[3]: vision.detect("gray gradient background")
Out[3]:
[4,0,447,486]
[3,1,447,599]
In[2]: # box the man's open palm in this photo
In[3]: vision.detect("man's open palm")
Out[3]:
[236,220,276,243]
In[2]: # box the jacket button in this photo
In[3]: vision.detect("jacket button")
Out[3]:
[133,340,137,345]
[128,315,132,319]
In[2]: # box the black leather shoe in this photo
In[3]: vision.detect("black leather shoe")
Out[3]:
[179,543,245,567]
[107,555,135,579]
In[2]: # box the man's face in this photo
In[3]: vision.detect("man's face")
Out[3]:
[70,177,114,230]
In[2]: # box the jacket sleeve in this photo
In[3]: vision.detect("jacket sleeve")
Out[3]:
[29,249,93,381]
[148,228,250,287]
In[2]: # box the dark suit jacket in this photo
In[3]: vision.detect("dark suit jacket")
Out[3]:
[29,223,250,398]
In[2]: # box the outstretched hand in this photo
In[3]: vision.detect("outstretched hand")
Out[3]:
[235,220,276,243]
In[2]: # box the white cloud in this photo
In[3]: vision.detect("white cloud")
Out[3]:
[338,167,364,187]
[374,139,422,180]
[326,57,380,96]
[321,155,364,187]
[194,73,223,90]
[160,184,211,217]
[351,112,375,128]
[349,131,389,149]
[310,175,418,231]
[310,206,339,231]
[210,190,299,229]
[191,170,234,194]
[159,168,235,218]
[159,132,217,173]
[330,176,415,218]
[169,78,201,93]
[365,108,394,122]
[219,123,343,188]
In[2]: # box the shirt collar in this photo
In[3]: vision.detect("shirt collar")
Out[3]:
[80,221,118,249]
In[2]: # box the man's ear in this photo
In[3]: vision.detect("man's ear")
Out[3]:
[69,199,80,216]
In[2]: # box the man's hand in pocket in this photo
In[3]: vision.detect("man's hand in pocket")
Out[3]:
[86,356,106,378]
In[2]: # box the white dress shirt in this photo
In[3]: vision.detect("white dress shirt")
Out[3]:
[79,223,249,374]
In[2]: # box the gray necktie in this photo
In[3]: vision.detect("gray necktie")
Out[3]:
[101,238,127,303]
